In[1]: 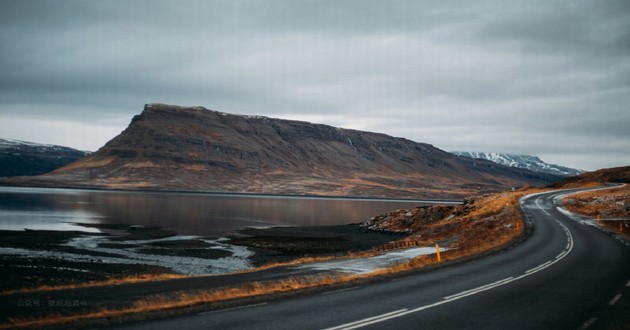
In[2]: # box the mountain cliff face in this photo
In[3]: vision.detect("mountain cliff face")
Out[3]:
[9,104,563,198]
[452,152,584,177]
[0,138,88,177]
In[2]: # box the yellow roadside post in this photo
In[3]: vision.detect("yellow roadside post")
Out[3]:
[436,244,441,263]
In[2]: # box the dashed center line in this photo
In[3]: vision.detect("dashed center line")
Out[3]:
[608,294,622,305]
[579,317,598,330]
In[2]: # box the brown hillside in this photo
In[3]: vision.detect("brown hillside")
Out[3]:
[3,104,562,199]
[553,166,630,188]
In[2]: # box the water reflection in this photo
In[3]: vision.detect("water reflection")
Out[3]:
[0,187,430,237]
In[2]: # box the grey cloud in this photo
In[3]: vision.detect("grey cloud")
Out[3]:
[0,0,628,170]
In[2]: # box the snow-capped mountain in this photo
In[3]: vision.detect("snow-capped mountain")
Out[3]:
[451,152,584,177]
[0,138,88,177]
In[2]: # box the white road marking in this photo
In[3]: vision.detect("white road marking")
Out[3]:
[326,191,576,330]
[197,302,267,315]
[443,277,514,300]
[525,261,552,274]
[608,294,622,305]
[579,317,598,330]
[324,309,408,330]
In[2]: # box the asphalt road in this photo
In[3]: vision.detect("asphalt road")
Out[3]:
[113,188,630,330]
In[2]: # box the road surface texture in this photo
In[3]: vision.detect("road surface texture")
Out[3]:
[112,188,630,330]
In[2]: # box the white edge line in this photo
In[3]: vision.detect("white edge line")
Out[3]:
[525,260,553,274]
[443,277,514,300]
[324,309,408,330]
[334,310,412,330]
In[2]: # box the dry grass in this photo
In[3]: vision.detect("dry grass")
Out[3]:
[563,185,630,218]
[0,273,187,296]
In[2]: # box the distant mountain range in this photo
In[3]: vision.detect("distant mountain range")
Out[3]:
[0,138,88,177]
[0,104,565,199]
[451,152,584,177]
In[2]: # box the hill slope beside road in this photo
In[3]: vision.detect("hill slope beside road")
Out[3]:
[2,104,562,199]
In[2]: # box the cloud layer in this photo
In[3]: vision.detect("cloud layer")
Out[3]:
[1,0,629,170]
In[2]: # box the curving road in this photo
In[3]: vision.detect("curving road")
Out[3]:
[114,188,630,330]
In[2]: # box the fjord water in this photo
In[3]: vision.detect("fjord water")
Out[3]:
[0,186,432,237]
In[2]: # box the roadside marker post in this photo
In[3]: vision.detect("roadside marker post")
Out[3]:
[597,214,600,222]
[436,244,441,263]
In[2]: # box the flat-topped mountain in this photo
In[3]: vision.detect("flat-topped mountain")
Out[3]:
[4,104,563,198]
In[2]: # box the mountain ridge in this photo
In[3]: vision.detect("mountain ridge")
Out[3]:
[0,138,88,177]
[452,152,583,177]
[1,104,563,199]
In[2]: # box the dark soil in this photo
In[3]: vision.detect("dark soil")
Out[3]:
[136,248,233,259]
[228,224,405,266]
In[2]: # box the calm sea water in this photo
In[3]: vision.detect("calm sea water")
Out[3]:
[0,186,440,237]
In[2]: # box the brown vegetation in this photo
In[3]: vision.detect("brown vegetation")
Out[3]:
[0,273,187,296]
[562,185,630,218]
[562,184,630,236]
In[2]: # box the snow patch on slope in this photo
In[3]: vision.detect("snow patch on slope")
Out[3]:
[452,152,583,177]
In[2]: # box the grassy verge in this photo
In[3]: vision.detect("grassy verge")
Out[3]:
[562,184,629,218]
[0,274,187,296]
[562,184,629,235]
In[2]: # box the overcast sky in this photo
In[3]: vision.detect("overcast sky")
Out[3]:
[1,1,629,171]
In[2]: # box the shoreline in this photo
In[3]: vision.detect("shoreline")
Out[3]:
[0,222,406,293]
[0,183,463,204]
